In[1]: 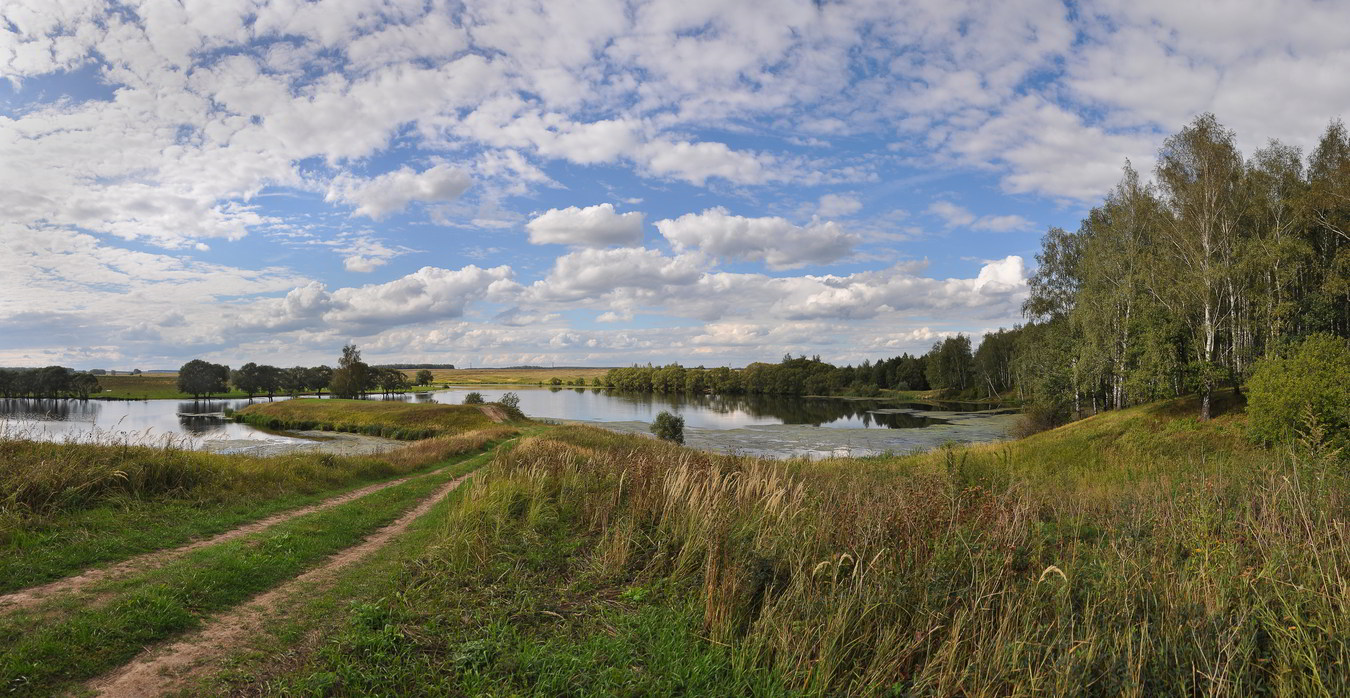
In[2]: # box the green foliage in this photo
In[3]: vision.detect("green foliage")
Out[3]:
[925,334,974,392]
[176,359,229,398]
[462,391,485,405]
[414,369,434,386]
[1247,334,1350,451]
[330,344,369,398]
[497,392,522,419]
[0,366,100,399]
[650,410,684,443]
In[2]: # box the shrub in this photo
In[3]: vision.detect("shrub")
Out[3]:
[463,392,485,405]
[498,392,524,419]
[1247,333,1350,452]
[650,410,685,444]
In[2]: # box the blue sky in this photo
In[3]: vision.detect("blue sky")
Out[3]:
[3,0,1348,369]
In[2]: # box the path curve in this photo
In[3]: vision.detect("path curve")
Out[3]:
[87,470,475,697]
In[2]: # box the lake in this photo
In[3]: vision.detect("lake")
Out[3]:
[0,388,1018,459]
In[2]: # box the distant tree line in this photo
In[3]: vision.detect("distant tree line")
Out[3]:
[0,366,101,398]
[375,363,455,370]
[175,345,427,399]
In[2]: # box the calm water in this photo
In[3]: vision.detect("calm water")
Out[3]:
[0,388,1018,459]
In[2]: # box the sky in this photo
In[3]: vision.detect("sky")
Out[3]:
[3,0,1349,370]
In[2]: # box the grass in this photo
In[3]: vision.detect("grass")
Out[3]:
[233,398,504,439]
[207,392,1350,696]
[0,449,492,697]
[427,367,613,386]
[91,373,257,400]
[0,427,516,593]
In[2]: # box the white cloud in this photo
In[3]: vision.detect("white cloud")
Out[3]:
[927,201,1034,232]
[326,164,472,220]
[656,207,858,270]
[526,204,644,247]
[531,247,704,301]
[818,193,863,217]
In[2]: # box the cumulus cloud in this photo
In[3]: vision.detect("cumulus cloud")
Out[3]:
[531,247,704,301]
[656,208,858,270]
[326,164,472,220]
[526,203,644,247]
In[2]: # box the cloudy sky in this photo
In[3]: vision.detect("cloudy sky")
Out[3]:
[3,0,1348,369]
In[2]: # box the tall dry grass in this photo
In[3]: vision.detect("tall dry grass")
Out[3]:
[413,401,1350,696]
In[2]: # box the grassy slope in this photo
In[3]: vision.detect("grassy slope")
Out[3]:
[234,398,500,439]
[212,393,1350,696]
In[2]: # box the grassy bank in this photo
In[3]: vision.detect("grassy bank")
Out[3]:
[233,398,505,439]
[237,395,1348,695]
[0,427,515,593]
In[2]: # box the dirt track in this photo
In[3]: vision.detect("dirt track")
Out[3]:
[0,465,440,613]
[87,470,474,697]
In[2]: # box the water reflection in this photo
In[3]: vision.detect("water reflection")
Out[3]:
[426,387,963,430]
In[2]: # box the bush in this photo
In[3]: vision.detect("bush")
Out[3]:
[650,410,685,444]
[463,392,485,405]
[1247,334,1350,452]
[498,392,523,419]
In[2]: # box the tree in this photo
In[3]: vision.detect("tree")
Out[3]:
[414,369,434,386]
[307,365,333,395]
[463,391,485,405]
[330,345,369,398]
[925,335,974,392]
[231,362,263,397]
[1155,113,1247,419]
[177,359,230,399]
[651,410,685,444]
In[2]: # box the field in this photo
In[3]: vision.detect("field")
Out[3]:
[425,366,614,386]
[91,373,252,399]
[2,393,1346,695]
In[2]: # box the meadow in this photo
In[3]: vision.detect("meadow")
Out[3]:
[2,393,1345,696]
[426,366,614,386]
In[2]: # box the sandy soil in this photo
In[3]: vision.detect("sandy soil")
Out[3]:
[0,458,433,613]
[87,471,474,697]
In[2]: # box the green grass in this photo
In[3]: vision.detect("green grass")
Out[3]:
[0,449,491,697]
[0,428,515,593]
[207,393,1349,696]
[234,398,502,440]
[90,373,258,400]
[428,367,613,386]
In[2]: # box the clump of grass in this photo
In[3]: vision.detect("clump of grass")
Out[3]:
[233,399,506,440]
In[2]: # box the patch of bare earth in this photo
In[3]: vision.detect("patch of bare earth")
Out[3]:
[0,468,440,613]
[479,405,508,423]
[86,471,473,698]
